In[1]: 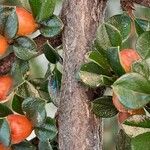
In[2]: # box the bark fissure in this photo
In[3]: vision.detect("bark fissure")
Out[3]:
[58,0,107,149]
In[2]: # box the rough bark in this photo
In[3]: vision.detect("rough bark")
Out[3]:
[58,0,107,150]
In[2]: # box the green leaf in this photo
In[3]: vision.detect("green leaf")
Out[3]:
[131,132,150,150]
[124,115,150,128]
[13,36,38,60]
[136,31,150,59]
[16,81,40,99]
[0,119,11,146]
[12,140,36,150]
[42,41,62,64]
[5,7,18,39]
[96,23,122,52]
[40,15,63,38]
[106,47,125,76]
[35,117,57,141]
[0,104,13,117]
[48,67,62,105]
[12,95,24,115]
[79,62,114,87]
[30,78,51,102]
[106,14,131,41]
[116,129,131,150]
[0,5,18,38]
[38,140,53,150]
[87,50,110,71]
[11,59,29,88]
[92,96,118,118]
[112,73,150,109]
[132,59,150,80]
[135,18,150,36]
[29,0,56,22]
[22,97,47,126]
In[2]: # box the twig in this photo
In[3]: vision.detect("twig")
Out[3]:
[0,34,62,75]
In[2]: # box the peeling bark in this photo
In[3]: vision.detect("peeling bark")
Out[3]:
[58,0,107,149]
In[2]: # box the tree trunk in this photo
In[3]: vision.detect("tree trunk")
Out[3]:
[58,0,107,149]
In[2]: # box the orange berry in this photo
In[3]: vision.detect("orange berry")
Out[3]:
[0,143,11,150]
[16,7,38,36]
[119,49,141,72]
[7,114,33,144]
[0,76,13,101]
[0,35,9,56]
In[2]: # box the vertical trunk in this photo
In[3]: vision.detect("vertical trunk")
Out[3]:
[58,0,107,149]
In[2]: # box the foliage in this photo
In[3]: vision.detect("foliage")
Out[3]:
[0,0,63,149]
[79,12,150,148]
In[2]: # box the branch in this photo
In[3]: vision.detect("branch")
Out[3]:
[133,0,150,7]
[0,35,62,75]
[120,0,150,19]
[0,53,16,75]
[121,0,150,12]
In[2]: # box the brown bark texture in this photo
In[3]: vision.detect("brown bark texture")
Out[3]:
[58,0,107,150]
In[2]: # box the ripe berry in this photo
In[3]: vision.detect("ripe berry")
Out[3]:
[0,76,13,101]
[0,35,9,56]
[16,7,38,36]
[7,114,33,144]
[119,49,141,72]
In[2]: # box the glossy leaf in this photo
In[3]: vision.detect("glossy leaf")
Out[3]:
[12,140,36,150]
[5,7,18,39]
[87,50,110,71]
[13,36,38,60]
[11,59,29,88]
[35,117,57,141]
[92,96,118,118]
[38,140,53,150]
[131,132,150,150]
[16,81,40,99]
[40,15,63,37]
[106,14,131,41]
[132,59,150,80]
[22,97,47,126]
[48,67,62,106]
[42,41,61,64]
[124,115,150,128]
[106,47,125,76]
[0,119,10,146]
[136,31,150,59]
[12,94,24,115]
[0,104,13,117]
[96,23,122,51]
[113,73,150,109]
[0,5,18,38]
[135,18,150,36]
[29,0,56,22]
[79,62,114,87]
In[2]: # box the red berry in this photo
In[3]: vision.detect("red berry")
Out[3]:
[0,35,9,56]
[16,7,38,36]
[119,49,141,72]
[0,76,13,101]
[7,114,33,144]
